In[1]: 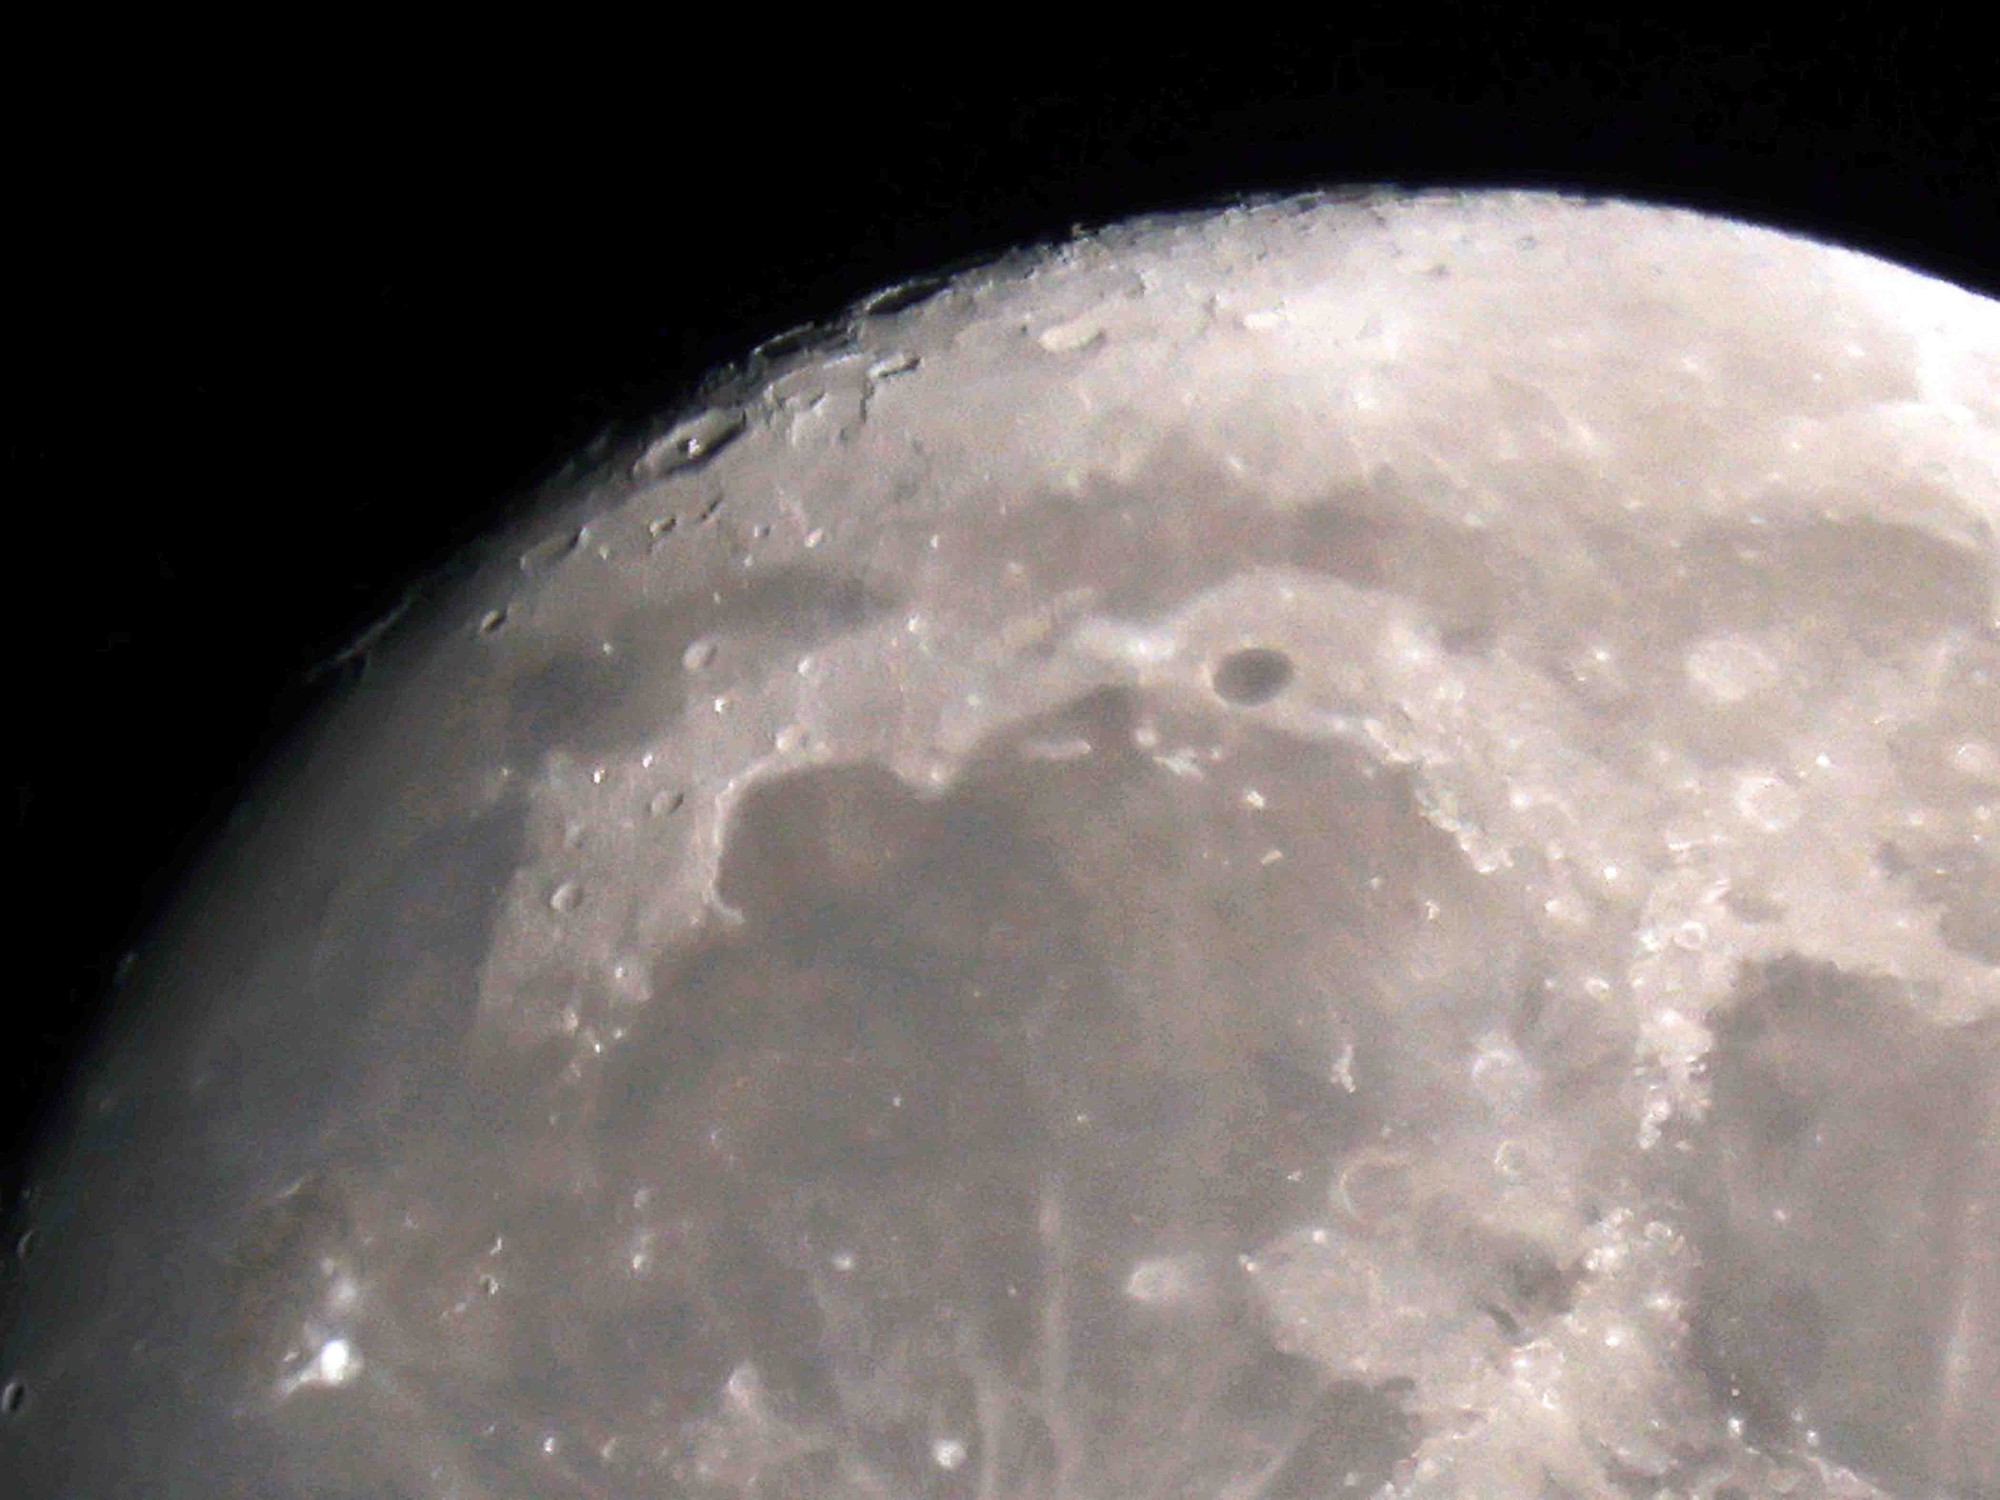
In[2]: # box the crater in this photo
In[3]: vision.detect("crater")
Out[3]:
[1212,646,1296,706]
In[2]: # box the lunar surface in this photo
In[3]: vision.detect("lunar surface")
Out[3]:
[4,190,2000,1497]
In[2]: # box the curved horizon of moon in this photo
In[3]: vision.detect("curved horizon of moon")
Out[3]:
[4,190,2000,1496]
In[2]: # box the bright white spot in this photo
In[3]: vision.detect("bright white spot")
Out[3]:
[289,1336,360,1392]
[319,1338,354,1383]
[933,1437,968,1470]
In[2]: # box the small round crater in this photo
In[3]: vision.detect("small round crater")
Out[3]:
[1337,1154,1412,1224]
[2,1378,26,1415]
[14,1228,35,1262]
[478,607,510,637]
[1212,646,1295,706]
[682,638,719,672]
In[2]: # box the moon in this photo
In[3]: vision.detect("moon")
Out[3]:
[4,190,1998,1497]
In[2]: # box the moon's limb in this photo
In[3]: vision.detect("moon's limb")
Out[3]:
[4,189,2000,1496]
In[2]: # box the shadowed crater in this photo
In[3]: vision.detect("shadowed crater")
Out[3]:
[1212,646,1295,706]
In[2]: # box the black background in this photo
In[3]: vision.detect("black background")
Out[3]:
[6,22,1997,1220]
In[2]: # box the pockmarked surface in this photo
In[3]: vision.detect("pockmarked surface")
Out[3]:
[4,192,1998,1497]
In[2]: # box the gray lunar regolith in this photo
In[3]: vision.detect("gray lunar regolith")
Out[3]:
[4,189,1999,1498]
